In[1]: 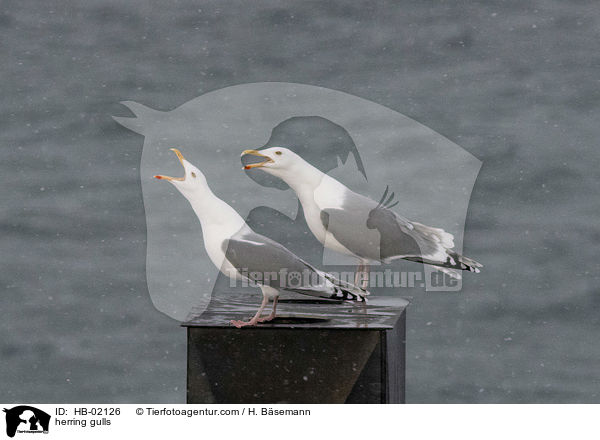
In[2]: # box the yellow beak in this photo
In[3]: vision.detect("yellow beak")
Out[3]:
[154,148,186,181]
[241,149,274,170]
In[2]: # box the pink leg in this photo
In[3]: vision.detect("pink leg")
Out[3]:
[361,264,370,289]
[257,296,279,323]
[230,294,269,328]
[354,262,364,286]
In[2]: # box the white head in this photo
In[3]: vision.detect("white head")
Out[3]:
[154,149,209,200]
[241,147,314,181]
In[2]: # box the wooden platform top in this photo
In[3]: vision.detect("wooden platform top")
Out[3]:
[182,291,409,330]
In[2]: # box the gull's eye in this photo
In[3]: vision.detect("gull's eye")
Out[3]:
[275,151,282,155]
[191,172,197,178]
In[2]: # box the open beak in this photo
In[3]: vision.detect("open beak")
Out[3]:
[241,149,274,170]
[154,148,186,181]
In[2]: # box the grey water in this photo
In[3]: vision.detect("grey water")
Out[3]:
[1,0,599,403]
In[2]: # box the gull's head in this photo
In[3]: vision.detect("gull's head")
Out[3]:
[241,147,304,177]
[154,148,208,198]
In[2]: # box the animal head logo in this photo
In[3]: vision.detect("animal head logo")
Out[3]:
[113,82,481,320]
[3,406,50,438]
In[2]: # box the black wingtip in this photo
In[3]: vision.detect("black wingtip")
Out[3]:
[376,185,389,208]
[376,185,399,210]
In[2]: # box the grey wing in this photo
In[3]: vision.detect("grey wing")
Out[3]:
[365,208,443,261]
[222,230,330,294]
[319,190,421,261]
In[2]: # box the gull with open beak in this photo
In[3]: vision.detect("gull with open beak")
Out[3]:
[241,147,482,288]
[155,149,369,328]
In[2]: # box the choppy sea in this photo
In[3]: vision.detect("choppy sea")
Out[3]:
[1,0,599,402]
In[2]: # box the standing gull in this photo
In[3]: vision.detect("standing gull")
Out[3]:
[155,149,368,327]
[242,147,481,287]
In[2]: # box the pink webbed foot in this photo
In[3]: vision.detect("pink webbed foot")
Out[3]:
[230,319,259,328]
[257,314,276,323]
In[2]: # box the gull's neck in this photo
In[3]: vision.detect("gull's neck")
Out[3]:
[184,185,246,237]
